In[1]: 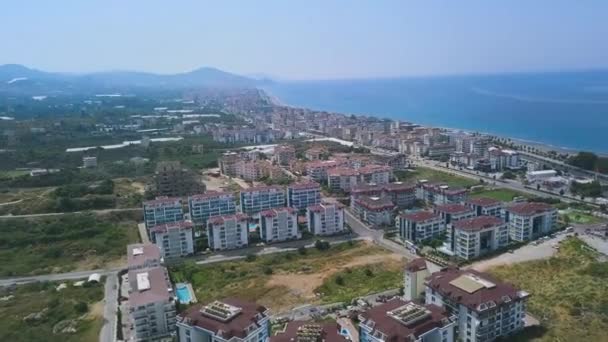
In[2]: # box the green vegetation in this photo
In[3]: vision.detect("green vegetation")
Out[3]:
[0,281,104,342]
[0,212,140,276]
[491,238,608,341]
[562,209,602,224]
[394,166,478,188]
[315,265,402,303]
[570,180,603,198]
[470,187,530,202]
[170,241,403,310]
[567,151,608,174]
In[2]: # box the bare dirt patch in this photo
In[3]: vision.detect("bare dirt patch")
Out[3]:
[88,301,104,319]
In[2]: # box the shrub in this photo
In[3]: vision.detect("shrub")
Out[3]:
[364,268,374,277]
[335,275,345,286]
[74,301,88,314]
[263,266,273,275]
[298,246,307,255]
[315,240,331,251]
[245,254,257,262]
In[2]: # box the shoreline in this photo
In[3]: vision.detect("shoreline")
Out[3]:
[261,88,606,157]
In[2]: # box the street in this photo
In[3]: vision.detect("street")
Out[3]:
[99,273,119,342]
[0,268,122,287]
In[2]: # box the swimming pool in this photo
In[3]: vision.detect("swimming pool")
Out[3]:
[176,283,192,304]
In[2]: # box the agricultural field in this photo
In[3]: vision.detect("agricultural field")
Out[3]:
[0,212,140,276]
[395,167,478,188]
[491,238,608,341]
[170,241,406,312]
[0,280,104,342]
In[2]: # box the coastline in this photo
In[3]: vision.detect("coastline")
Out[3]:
[261,88,596,156]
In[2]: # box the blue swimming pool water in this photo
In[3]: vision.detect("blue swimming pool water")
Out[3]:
[176,284,192,304]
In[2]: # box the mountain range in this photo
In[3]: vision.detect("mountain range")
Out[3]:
[0,64,266,95]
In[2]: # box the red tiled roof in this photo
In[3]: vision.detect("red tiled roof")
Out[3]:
[128,266,172,307]
[453,216,503,232]
[400,211,440,222]
[350,183,383,194]
[466,197,501,207]
[143,196,181,207]
[382,182,416,193]
[305,160,340,169]
[149,220,194,234]
[179,298,269,340]
[359,299,451,340]
[358,164,392,174]
[241,185,284,193]
[327,167,359,177]
[208,213,249,225]
[288,181,321,190]
[405,258,428,273]
[426,268,527,313]
[127,243,161,268]
[506,202,554,216]
[354,196,395,211]
[434,203,474,215]
[271,321,347,342]
[258,207,297,218]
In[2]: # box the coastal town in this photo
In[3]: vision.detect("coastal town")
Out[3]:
[1,86,607,342]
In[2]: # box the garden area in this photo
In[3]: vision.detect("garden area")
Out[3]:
[170,241,406,312]
[491,238,608,341]
[0,212,140,276]
[0,280,104,342]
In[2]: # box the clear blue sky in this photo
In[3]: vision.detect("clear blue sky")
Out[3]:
[1,1,607,79]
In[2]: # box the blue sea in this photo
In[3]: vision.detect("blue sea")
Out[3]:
[264,71,608,154]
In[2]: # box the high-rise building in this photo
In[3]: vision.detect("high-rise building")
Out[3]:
[287,182,321,211]
[433,203,476,224]
[188,191,237,225]
[207,214,249,251]
[257,207,300,243]
[149,220,195,259]
[397,211,444,244]
[449,216,509,260]
[503,202,557,242]
[466,197,503,217]
[352,196,395,227]
[154,161,204,197]
[240,185,286,215]
[306,203,345,236]
[143,197,184,230]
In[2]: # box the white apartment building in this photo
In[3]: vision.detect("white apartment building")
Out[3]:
[128,266,176,341]
[207,214,249,251]
[397,211,445,244]
[188,191,237,225]
[143,197,184,230]
[503,202,557,242]
[287,182,321,211]
[426,269,529,342]
[176,299,270,342]
[327,167,360,192]
[450,216,509,260]
[240,185,286,216]
[306,203,345,236]
[149,220,195,259]
[359,299,456,342]
[466,197,503,218]
[433,203,476,224]
[257,207,300,243]
[352,196,395,227]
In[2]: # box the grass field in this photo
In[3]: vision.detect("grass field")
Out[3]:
[491,238,608,341]
[470,187,530,202]
[0,281,104,342]
[170,241,406,312]
[0,212,140,276]
[562,209,602,224]
[395,167,478,188]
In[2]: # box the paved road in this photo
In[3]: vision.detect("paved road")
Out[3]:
[0,268,123,287]
[99,272,119,342]
[0,207,141,219]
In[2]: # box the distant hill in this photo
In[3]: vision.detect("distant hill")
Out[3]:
[0,64,263,95]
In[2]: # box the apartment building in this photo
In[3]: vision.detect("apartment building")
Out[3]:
[397,211,444,244]
[305,160,342,182]
[273,144,296,166]
[358,165,392,184]
[417,183,468,205]
[154,161,204,197]
[257,207,300,243]
[382,182,416,208]
[434,203,476,224]
[287,182,321,211]
[426,269,529,342]
[404,258,431,302]
[359,298,456,342]
[503,202,557,242]
[350,184,383,209]
[207,214,249,251]
[306,203,345,236]
[352,196,395,227]
[235,160,263,181]
[305,146,329,161]
[149,220,195,259]
[143,197,184,230]
[176,299,270,342]
[127,243,162,270]
[466,197,503,218]
[271,321,347,342]
[188,191,237,225]
[219,152,240,177]
[82,156,97,168]
[327,167,360,192]
[128,266,177,341]
[449,216,509,260]
[240,185,286,215]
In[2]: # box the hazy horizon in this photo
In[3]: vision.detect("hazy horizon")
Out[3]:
[1,1,607,80]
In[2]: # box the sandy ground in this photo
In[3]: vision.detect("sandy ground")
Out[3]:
[89,301,104,319]
[266,253,404,301]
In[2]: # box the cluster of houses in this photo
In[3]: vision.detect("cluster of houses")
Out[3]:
[142,182,346,257]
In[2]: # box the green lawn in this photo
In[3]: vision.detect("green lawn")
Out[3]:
[315,265,402,303]
[0,212,140,276]
[0,281,104,342]
[395,167,478,188]
[470,187,530,202]
[170,241,404,311]
[490,238,608,341]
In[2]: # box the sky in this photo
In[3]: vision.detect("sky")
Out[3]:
[1,1,607,80]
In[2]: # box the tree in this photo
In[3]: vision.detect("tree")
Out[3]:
[245,254,257,262]
[559,189,565,196]
[297,246,307,255]
[537,184,541,191]
[314,240,331,251]
[74,301,88,314]
[335,275,345,286]
[567,152,598,171]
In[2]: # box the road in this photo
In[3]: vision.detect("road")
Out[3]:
[0,267,123,287]
[0,207,141,219]
[99,272,119,342]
